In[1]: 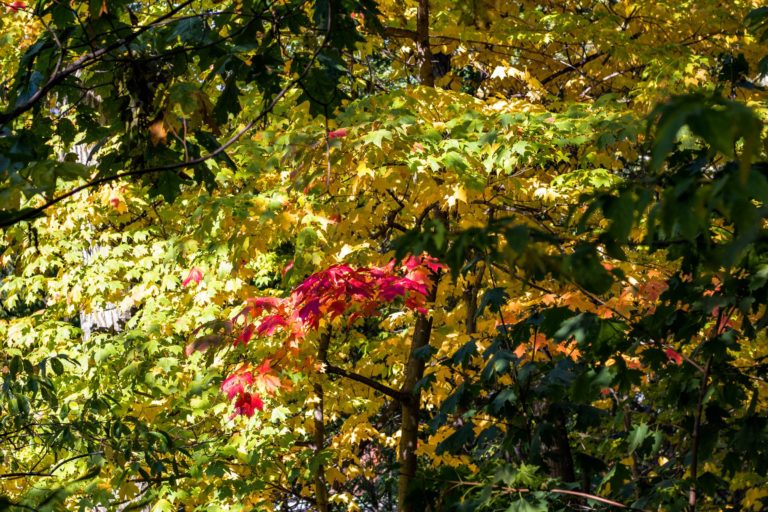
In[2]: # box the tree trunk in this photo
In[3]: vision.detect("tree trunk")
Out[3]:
[463,264,485,335]
[416,0,434,87]
[314,332,332,512]
[397,278,439,511]
[545,404,576,483]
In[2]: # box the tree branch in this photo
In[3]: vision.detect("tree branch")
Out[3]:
[540,52,604,85]
[325,363,408,402]
[0,451,102,479]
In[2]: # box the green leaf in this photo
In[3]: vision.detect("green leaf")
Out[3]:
[362,129,392,148]
[477,287,509,316]
[9,355,22,378]
[506,498,547,512]
[627,422,650,453]
[50,358,64,376]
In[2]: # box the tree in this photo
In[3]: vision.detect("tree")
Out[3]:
[1,0,768,511]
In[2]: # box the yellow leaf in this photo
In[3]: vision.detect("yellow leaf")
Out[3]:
[148,119,168,146]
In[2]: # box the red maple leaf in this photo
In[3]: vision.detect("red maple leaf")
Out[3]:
[182,267,203,286]
[298,298,322,327]
[255,359,272,375]
[327,300,347,318]
[221,369,254,400]
[234,392,264,417]
[665,348,683,365]
[257,314,288,336]
[236,324,256,346]
[328,128,348,139]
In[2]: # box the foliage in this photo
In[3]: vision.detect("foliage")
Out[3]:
[1,0,768,511]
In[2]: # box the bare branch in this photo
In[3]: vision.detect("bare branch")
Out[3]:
[325,363,408,402]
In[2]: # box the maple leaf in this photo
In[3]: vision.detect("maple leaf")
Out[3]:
[665,348,683,365]
[328,128,348,139]
[221,369,254,400]
[327,300,347,318]
[254,373,281,395]
[255,359,272,375]
[236,324,256,346]
[379,283,407,301]
[298,298,322,327]
[244,297,281,317]
[233,392,264,417]
[182,267,203,286]
[257,314,287,336]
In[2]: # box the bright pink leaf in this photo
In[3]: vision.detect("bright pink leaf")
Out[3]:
[182,267,203,286]
[328,128,348,139]
[221,370,254,400]
[299,298,322,326]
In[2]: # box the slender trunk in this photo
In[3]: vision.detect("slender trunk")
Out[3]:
[689,358,712,510]
[463,263,485,335]
[397,278,439,512]
[550,405,576,483]
[416,0,433,86]
[314,332,332,512]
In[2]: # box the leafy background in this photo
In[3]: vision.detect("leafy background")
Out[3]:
[1,0,768,511]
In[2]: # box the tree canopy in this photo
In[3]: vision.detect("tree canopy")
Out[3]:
[1,0,768,511]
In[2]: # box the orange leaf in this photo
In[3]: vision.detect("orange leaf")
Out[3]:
[665,348,683,365]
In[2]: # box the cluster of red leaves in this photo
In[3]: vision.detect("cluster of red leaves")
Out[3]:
[222,255,442,417]
[220,360,280,417]
[5,1,26,12]
[235,255,441,344]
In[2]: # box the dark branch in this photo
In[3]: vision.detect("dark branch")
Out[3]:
[325,364,408,403]
[0,451,102,479]
[540,52,604,85]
